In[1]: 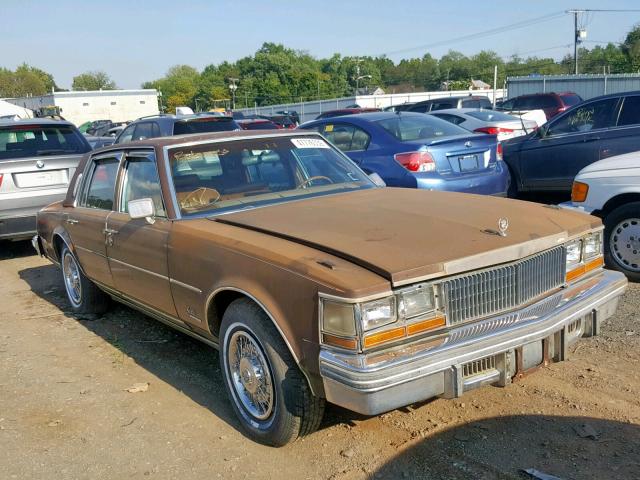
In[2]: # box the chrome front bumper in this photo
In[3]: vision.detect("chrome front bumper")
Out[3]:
[319,270,627,415]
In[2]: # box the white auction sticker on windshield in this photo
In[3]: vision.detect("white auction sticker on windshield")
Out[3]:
[291,138,330,149]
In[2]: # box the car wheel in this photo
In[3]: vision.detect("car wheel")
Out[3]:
[60,245,110,314]
[220,298,325,446]
[604,202,640,282]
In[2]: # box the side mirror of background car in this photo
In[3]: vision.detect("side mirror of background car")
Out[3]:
[368,172,386,187]
[128,198,156,224]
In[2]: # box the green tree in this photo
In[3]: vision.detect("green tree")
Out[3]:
[0,64,58,97]
[622,24,640,71]
[72,71,116,91]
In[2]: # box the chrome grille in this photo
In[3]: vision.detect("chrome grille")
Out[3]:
[441,247,565,325]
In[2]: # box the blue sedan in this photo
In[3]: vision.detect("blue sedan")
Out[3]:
[299,112,510,195]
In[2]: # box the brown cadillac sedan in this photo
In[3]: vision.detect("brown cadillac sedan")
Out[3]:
[33,130,627,446]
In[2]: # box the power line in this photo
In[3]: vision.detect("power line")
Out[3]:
[381,11,566,57]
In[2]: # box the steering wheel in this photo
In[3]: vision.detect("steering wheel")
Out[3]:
[297,176,334,189]
[181,187,221,210]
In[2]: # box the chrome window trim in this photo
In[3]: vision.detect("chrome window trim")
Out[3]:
[78,151,124,210]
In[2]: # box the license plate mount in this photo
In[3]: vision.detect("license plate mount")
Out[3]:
[458,155,479,172]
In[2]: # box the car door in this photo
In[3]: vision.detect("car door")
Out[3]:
[517,97,619,192]
[66,152,121,288]
[104,149,177,317]
[599,95,640,160]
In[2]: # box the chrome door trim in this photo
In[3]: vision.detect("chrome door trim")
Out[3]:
[108,257,168,281]
[170,278,203,294]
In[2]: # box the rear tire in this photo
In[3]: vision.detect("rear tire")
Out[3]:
[219,298,324,446]
[604,202,640,282]
[60,245,110,314]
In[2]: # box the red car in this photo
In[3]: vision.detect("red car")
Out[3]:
[496,92,583,120]
[315,108,381,120]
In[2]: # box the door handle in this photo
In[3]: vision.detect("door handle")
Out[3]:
[103,228,119,235]
[584,136,601,143]
[66,218,79,225]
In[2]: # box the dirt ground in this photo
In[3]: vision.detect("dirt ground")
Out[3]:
[1,240,639,480]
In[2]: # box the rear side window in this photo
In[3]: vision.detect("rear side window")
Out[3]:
[376,115,468,141]
[548,98,618,135]
[432,113,466,125]
[523,96,558,109]
[561,94,582,106]
[173,118,237,135]
[461,98,491,109]
[320,124,370,151]
[430,101,455,111]
[132,122,160,141]
[82,158,119,210]
[617,96,640,126]
[408,103,430,113]
[0,125,90,160]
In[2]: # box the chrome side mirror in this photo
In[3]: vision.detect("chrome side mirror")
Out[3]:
[128,198,156,224]
[368,172,386,187]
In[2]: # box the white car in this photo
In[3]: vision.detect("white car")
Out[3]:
[562,152,640,280]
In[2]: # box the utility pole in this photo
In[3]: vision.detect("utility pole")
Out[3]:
[573,10,579,74]
[492,65,498,108]
[228,78,239,110]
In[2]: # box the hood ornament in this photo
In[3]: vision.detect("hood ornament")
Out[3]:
[482,217,509,237]
[498,217,509,237]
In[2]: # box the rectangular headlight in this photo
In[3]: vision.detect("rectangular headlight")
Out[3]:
[399,287,435,319]
[322,300,356,336]
[565,239,582,268]
[583,232,602,259]
[361,297,396,331]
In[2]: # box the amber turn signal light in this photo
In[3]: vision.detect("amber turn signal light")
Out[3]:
[322,333,358,350]
[364,316,446,349]
[566,256,604,282]
[571,181,589,202]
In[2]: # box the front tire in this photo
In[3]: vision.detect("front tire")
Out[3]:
[60,245,110,314]
[604,202,640,282]
[220,298,324,446]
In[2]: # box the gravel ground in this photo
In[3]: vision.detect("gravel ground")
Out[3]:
[0,240,639,480]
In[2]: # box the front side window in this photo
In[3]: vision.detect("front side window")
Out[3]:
[117,124,135,144]
[81,157,119,210]
[617,96,640,127]
[547,98,618,135]
[320,124,370,151]
[167,136,373,216]
[120,153,166,217]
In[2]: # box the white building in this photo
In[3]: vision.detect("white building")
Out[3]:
[5,89,159,126]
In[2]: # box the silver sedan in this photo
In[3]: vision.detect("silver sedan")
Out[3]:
[428,108,539,142]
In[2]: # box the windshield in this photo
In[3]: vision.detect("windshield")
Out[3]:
[376,115,468,141]
[168,135,374,216]
[173,118,238,135]
[0,124,90,160]
[466,110,518,122]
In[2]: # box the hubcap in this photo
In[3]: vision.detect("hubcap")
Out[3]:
[611,218,640,272]
[62,252,82,306]
[227,331,274,421]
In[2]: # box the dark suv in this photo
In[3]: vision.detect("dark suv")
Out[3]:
[115,114,239,144]
[497,92,582,120]
[407,95,492,113]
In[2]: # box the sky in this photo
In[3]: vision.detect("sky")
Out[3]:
[3,0,640,89]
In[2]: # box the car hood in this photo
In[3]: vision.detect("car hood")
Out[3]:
[578,151,640,175]
[213,188,600,287]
